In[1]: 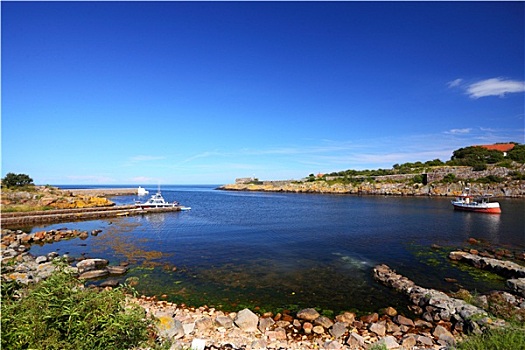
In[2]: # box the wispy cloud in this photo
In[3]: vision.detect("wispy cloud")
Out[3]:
[129,155,166,162]
[447,78,463,88]
[466,78,525,99]
[445,128,472,135]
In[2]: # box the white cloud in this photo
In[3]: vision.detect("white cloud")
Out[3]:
[466,78,525,99]
[129,155,166,162]
[446,128,472,134]
[447,78,463,88]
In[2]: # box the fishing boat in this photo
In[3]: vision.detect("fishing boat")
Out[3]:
[135,190,179,209]
[451,190,501,214]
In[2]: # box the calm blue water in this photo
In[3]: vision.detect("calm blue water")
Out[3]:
[29,185,525,315]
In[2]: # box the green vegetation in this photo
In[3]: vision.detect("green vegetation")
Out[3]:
[1,172,34,188]
[1,262,161,350]
[308,142,524,182]
[456,326,525,350]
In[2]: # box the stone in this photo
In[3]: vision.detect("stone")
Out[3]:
[394,314,414,327]
[234,308,259,332]
[369,322,386,337]
[330,322,348,339]
[312,325,324,334]
[335,311,355,323]
[314,315,334,329]
[78,269,109,279]
[100,279,120,288]
[383,306,397,317]
[417,335,434,346]
[414,319,433,328]
[266,327,286,341]
[323,340,342,349]
[195,317,213,331]
[378,335,400,349]
[156,313,184,339]
[402,334,417,348]
[76,258,108,273]
[296,308,320,321]
[433,325,456,346]
[215,315,234,329]
[182,322,195,335]
[251,339,267,349]
[35,256,48,264]
[107,265,128,275]
[302,322,313,334]
[507,278,525,297]
[346,332,365,348]
[360,312,378,323]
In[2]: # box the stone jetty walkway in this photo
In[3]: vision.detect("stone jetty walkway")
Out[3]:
[1,205,182,226]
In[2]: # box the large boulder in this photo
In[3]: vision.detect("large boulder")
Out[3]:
[234,308,259,332]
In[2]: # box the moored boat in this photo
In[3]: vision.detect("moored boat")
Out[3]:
[451,192,501,214]
[135,191,179,209]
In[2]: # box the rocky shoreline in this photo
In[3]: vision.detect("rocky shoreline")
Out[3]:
[219,180,524,198]
[2,228,524,349]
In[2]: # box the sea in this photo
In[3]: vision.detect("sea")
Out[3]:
[28,185,525,316]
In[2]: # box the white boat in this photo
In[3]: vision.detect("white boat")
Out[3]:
[137,186,149,196]
[135,191,179,209]
[451,189,501,214]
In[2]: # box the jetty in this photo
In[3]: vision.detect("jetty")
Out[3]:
[0,205,183,227]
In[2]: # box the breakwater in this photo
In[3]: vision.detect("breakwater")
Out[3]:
[0,205,182,227]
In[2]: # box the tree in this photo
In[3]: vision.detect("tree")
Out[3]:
[508,144,525,163]
[1,173,34,188]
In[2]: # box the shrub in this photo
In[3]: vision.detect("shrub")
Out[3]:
[456,326,525,350]
[1,263,152,350]
[1,173,34,188]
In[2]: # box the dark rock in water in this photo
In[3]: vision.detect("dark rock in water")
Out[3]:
[107,265,128,275]
[100,279,120,288]
[78,269,109,280]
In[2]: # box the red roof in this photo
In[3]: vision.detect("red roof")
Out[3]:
[477,143,515,152]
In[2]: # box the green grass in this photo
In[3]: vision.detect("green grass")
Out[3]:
[1,262,159,350]
[456,326,525,350]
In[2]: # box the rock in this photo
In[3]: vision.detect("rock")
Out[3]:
[195,317,213,331]
[379,335,400,349]
[369,322,386,336]
[383,306,397,317]
[394,314,414,327]
[417,335,434,346]
[302,322,313,334]
[312,325,324,334]
[215,315,234,329]
[335,311,355,323]
[266,327,286,341]
[323,340,342,349]
[35,256,48,264]
[76,258,109,273]
[360,312,378,323]
[414,319,433,328]
[156,312,184,339]
[402,334,417,348]
[100,279,120,288]
[234,308,259,333]
[296,308,320,321]
[78,269,109,279]
[346,332,365,348]
[507,278,525,297]
[314,315,334,329]
[330,322,348,339]
[106,265,128,275]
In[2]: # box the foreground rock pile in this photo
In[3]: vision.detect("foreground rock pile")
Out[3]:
[136,299,460,350]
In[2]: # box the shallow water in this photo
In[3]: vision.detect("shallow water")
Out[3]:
[29,185,525,314]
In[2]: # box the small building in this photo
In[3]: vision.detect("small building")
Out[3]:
[477,143,515,157]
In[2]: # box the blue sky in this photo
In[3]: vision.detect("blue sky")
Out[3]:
[2,1,524,185]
